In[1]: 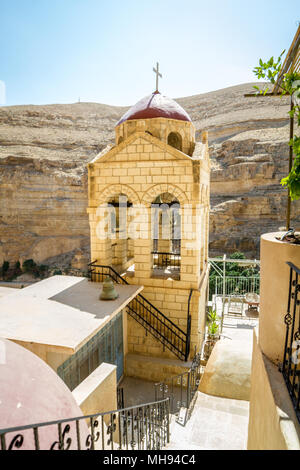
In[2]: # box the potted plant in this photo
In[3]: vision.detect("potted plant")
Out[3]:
[203,308,221,361]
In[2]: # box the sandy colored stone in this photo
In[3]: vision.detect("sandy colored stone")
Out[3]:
[247,329,300,450]
[199,338,252,401]
[87,101,210,361]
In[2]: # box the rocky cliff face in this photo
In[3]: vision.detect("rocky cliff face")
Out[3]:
[209,126,300,256]
[0,83,299,266]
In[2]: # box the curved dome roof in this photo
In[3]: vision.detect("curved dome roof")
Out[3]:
[116,92,191,126]
[0,339,88,450]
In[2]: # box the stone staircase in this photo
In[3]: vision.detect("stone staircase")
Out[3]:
[88,262,191,361]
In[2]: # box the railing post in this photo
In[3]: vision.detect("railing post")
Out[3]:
[187,371,191,410]
[185,289,193,361]
[185,315,191,361]
[0,434,6,450]
[166,398,170,444]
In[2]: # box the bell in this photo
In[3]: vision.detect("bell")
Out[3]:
[99,276,119,300]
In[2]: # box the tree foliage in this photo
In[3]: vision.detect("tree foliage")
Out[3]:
[209,252,260,300]
[253,51,300,201]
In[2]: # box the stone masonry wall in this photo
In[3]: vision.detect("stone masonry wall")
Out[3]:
[88,131,210,361]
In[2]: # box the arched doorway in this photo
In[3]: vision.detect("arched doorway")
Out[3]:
[107,194,134,272]
[151,192,181,279]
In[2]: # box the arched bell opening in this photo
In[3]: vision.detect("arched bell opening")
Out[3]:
[151,192,181,280]
[167,132,182,151]
[107,194,134,274]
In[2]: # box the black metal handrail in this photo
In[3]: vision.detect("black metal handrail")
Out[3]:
[152,251,181,272]
[281,261,300,423]
[88,263,190,361]
[0,398,170,451]
[185,289,193,361]
[154,352,202,426]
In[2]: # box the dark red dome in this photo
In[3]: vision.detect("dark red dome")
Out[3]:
[0,339,88,450]
[116,92,191,126]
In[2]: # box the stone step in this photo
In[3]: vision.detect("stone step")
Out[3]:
[125,353,191,384]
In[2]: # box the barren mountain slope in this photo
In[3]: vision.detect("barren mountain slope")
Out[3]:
[0,82,298,266]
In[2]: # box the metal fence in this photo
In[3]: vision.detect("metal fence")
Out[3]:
[151,251,180,272]
[154,352,202,426]
[0,399,170,451]
[214,276,260,297]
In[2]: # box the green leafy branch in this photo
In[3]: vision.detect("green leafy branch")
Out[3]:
[253,52,300,201]
[252,50,286,95]
[207,307,220,336]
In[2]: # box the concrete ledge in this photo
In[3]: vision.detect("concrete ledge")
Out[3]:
[72,362,117,416]
[0,282,31,289]
[0,286,20,298]
[248,329,300,450]
[125,353,191,383]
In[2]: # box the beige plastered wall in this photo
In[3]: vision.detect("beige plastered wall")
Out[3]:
[247,329,300,450]
[12,339,71,371]
[259,233,300,364]
[248,232,300,450]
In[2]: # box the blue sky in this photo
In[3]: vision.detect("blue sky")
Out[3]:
[0,0,299,106]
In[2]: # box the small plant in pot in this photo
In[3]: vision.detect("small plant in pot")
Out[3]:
[207,308,221,340]
[207,320,220,340]
[203,308,221,361]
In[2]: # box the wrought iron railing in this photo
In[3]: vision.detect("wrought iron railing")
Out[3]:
[0,399,170,451]
[88,263,190,361]
[154,351,202,426]
[214,275,260,297]
[152,251,180,273]
[281,262,300,423]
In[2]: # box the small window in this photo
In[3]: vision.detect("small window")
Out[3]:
[167,132,182,151]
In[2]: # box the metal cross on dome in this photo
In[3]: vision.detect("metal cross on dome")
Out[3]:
[153,62,162,93]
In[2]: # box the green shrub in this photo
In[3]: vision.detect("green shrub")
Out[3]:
[209,251,260,300]
[53,269,62,275]
[2,261,9,275]
[22,259,37,273]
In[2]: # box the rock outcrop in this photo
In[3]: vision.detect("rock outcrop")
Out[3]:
[0,83,299,266]
[209,127,300,256]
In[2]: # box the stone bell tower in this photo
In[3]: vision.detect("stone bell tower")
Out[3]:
[87,75,210,377]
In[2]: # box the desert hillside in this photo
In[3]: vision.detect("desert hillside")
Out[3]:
[0,82,299,268]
